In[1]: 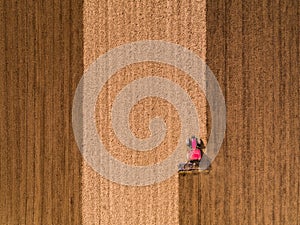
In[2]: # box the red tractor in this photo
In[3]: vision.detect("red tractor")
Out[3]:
[178,136,209,173]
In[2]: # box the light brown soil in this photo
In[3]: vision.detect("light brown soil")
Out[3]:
[83,1,206,224]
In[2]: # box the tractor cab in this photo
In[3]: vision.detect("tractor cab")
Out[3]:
[178,136,209,173]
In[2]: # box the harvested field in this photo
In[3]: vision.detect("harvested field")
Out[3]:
[201,0,300,224]
[0,0,299,225]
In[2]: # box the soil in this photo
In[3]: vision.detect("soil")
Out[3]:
[1,1,299,225]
